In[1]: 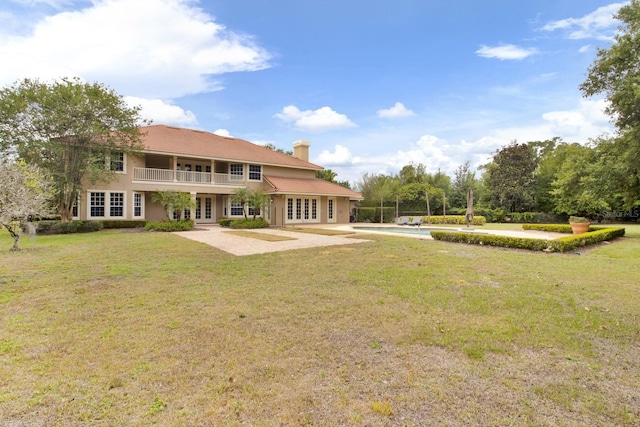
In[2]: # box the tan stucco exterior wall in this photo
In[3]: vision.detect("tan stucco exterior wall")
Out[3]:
[76,153,356,224]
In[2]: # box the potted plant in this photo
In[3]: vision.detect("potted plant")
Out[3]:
[569,215,591,234]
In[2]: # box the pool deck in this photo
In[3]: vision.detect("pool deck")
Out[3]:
[173,223,565,256]
[333,223,565,240]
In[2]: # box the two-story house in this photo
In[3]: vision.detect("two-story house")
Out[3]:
[75,125,362,225]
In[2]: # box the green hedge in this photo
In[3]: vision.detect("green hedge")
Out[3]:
[37,220,104,235]
[548,227,625,252]
[431,225,625,253]
[522,223,573,233]
[102,220,147,229]
[522,224,618,234]
[420,215,486,226]
[229,218,269,229]
[507,212,566,224]
[144,219,195,232]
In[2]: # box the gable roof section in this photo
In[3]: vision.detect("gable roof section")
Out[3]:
[264,175,363,200]
[140,125,323,171]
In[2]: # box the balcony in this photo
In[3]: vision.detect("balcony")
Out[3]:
[133,168,247,186]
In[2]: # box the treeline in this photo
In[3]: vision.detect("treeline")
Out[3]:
[355,136,639,223]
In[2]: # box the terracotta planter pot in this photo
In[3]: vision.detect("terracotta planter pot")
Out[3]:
[570,221,591,234]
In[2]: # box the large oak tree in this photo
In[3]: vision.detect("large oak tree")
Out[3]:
[580,0,640,206]
[0,77,148,221]
[482,142,538,213]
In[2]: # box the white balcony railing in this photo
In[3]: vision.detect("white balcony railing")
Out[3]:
[133,168,248,185]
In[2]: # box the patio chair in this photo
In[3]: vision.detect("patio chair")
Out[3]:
[407,216,424,226]
[395,216,410,225]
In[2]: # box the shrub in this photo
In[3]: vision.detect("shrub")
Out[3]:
[36,220,103,235]
[102,220,147,229]
[431,226,625,252]
[431,231,552,251]
[144,219,194,232]
[508,212,563,224]
[229,218,269,229]
[523,224,573,233]
[218,218,234,227]
[421,215,486,226]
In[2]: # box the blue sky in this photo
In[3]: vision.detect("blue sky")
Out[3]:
[0,0,624,185]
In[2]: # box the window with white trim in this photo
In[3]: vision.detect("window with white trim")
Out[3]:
[248,164,262,181]
[230,201,244,216]
[90,192,105,217]
[89,191,130,218]
[110,151,125,172]
[230,163,243,181]
[133,193,143,218]
[287,198,293,220]
[110,192,124,217]
[72,196,80,219]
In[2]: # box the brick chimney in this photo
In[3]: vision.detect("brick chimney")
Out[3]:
[293,140,310,162]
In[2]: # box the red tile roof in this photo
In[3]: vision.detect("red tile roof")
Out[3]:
[140,125,322,170]
[264,175,363,199]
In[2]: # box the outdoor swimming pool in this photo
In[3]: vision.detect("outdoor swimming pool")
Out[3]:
[351,226,441,236]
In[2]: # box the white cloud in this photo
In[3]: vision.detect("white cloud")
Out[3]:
[0,0,271,98]
[476,44,538,60]
[315,144,353,165]
[542,98,611,138]
[125,96,197,126]
[542,3,624,41]
[377,102,415,119]
[323,98,614,185]
[274,105,357,132]
[213,129,233,137]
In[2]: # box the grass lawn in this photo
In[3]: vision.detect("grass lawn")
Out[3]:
[0,224,639,426]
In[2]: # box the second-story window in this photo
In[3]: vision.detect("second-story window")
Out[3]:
[230,163,243,180]
[249,164,261,181]
[110,151,125,172]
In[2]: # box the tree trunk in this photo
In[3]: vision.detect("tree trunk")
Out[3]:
[59,206,72,222]
[10,233,20,252]
[3,224,21,252]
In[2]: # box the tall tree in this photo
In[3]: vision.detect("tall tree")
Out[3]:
[482,142,538,212]
[550,143,611,218]
[0,77,147,221]
[263,143,293,156]
[397,163,428,185]
[450,161,481,209]
[0,161,54,251]
[530,138,565,213]
[316,169,352,189]
[580,0,640,206]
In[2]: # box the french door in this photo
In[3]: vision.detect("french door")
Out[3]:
[195,196,214,223]
[286,197,319,224]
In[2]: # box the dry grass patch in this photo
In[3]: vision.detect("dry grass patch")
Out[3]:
[283,227,356,236]
[221,230,296,242]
